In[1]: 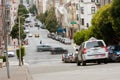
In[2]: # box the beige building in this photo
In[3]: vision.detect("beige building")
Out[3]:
[0,0,19,55]
[56,0,78,38]
[0,0,11,55]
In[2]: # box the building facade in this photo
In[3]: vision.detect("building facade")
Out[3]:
[0,0,4,55]
[0,0,11,55]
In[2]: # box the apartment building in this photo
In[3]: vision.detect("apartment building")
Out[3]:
[36,0,48,14]
[10,0,19,30]
[0,0,11,55]
[0,0,4,55]
[79,0,97,30]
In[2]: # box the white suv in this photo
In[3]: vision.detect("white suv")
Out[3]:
[77,37,109,66]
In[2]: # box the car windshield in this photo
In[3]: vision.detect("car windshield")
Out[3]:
[114,46,120,51]
[86,41,104,49]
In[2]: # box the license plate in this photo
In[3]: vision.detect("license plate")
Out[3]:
[95,54,105,58]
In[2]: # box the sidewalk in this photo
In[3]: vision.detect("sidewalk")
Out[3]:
[0,64,32,80]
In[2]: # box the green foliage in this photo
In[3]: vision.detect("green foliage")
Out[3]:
[36,13,45,24]
[45,7,58,32]
[110,0,120,43]
[10,23,26,40]
[73,30,87,45]
[74,4,116,45]
[37,10,49,24]
[37,7,58,32]
[29,4,37,14]
[0,56,6,62]
[16,46,26,58]
[92,4,119,45]
[10,4,28,40]
[18,4,29,16]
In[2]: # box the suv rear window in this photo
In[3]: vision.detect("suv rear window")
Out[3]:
[86,41,104,49]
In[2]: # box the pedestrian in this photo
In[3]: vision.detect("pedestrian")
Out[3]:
[40,40,42,44]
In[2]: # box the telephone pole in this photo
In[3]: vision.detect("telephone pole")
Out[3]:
[3,0,10,78]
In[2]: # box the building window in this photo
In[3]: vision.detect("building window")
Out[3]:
[96,0,100,3]
[86,23,89,27]
[91,0,95,2]
[76,14,79,21]
[81,7,84,14]
[91,7,95,14]
[81,18,84,25]
[81,0,83,2]
[76,3,79,10]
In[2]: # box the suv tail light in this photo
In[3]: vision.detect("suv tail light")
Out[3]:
[83,48,87,54]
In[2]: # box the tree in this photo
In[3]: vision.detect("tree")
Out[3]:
[110,0,120,44]
[73,30,88,45]
[18,4,29,16]
[29,4,37,14]
[91,4,120,45]
[36,10,49,24]
[10,4,28,41]
[45,7,58,32]
[10,23,26,41]
[36,13,45,24]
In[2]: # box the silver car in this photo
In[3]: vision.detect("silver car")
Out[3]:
[36,44,52,52]
[77,37,109,66]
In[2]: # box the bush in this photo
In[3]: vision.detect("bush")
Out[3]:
[16,46,26,59]
[0,56,6,62]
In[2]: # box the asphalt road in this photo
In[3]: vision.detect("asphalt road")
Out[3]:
[24,21,120,80]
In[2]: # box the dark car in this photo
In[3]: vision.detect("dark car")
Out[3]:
[36,44,52,52]
[34,23,40,27]
[108,45,120,62]
[50,47,68,54]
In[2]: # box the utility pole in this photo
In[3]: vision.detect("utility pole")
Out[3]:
[3,0,10,78]
[18,16,22,66]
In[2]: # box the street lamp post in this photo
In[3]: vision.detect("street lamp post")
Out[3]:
[3,0,10,78]
[18,16,22,66]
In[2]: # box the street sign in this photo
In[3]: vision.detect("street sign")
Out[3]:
[71,21,77,24]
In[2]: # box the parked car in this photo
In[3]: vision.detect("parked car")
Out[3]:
[77,37,109,66]
[7,51,15,57]
[47,33,55,38]
[36,44,52,52]
[62,53,72,63]
[24,29,29,33]
[108,45,120,62]
[34,33,40,38]
[28,33,33,37]
[50,47,68,54]
[62,50,78,63]
[62,38,71,44]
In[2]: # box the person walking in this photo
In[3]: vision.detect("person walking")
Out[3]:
[40,40,42,44]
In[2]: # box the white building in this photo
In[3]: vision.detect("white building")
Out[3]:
[79,0,98,30]
[10,0,20,29]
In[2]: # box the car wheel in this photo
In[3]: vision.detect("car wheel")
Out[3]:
[97,61,101,64]
[104,59,108,64]
[77,60,81,66]
[51,52,56,54]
